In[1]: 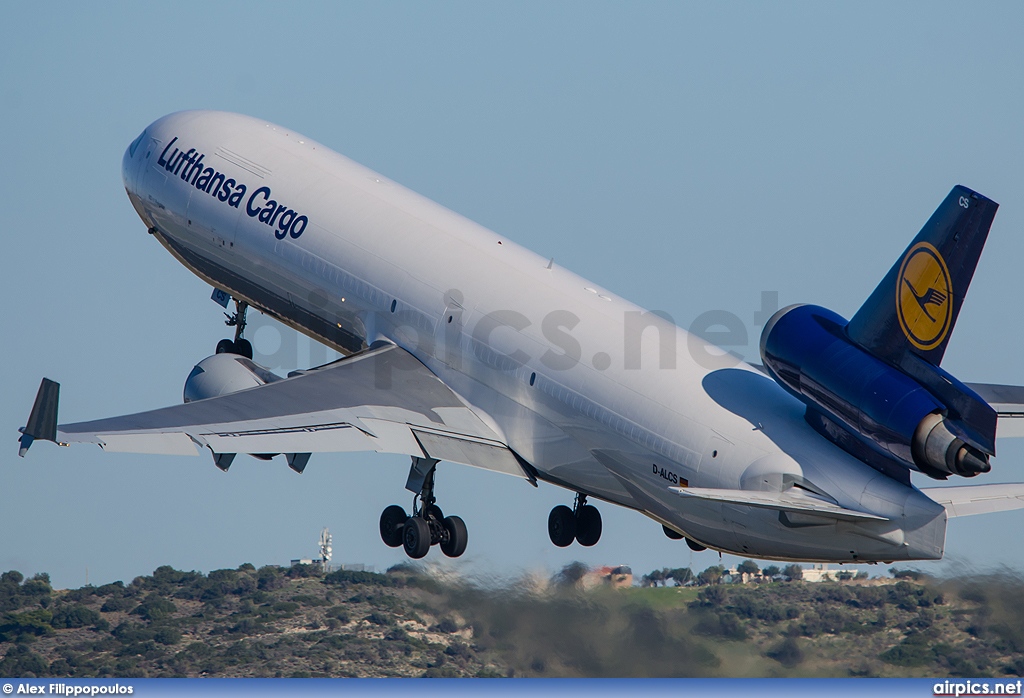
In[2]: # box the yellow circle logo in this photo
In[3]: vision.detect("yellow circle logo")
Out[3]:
[896,242,952,351]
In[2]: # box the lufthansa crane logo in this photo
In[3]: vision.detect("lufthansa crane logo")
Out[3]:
[896,242,953,351]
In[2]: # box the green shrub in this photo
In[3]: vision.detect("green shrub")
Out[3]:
[51,604,101,629]
[257,567,286,591]
[365,612,392,627]
[880,631,935,666]
[324,570,393,587]
[0,608,54,640]
[132,594,177,622]
[101,596,135,613]
[767,637,804,667]
[95,582,126,597]
[0,645,49,676]
[326,606,350,623]
[154,626,182,645]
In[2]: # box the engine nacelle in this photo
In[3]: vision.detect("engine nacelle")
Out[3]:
[183,353,282,403]
[760,304,989,478]
[912,412,991,478]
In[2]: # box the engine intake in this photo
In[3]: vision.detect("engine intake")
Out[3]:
[183,353,282,403]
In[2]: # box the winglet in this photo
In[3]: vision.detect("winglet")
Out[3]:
[19,378,60,457]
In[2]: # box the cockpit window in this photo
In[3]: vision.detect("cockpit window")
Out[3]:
[128,130,147,158]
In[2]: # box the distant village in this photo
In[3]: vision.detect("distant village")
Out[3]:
[291,528,915,592]
[581,561,915,589]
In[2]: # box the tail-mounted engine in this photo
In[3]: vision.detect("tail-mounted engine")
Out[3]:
[760,304,991,479]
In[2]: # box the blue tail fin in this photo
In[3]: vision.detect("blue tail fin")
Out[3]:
[847,185,998,367]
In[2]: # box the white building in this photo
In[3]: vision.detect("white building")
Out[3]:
[800,563,836,582]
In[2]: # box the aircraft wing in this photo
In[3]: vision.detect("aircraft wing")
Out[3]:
[668,485,888,522]
[19,344,533,481]
[966,382,1024,438]
[920,484,1024,518]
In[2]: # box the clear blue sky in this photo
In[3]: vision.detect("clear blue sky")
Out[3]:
[2,2,1023,589]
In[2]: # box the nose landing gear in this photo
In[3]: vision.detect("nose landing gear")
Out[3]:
[215,299,253,359]
[548,493,602,548]
[379,456,468,559]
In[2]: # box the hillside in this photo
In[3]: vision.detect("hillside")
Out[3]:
[1,564,1023,678]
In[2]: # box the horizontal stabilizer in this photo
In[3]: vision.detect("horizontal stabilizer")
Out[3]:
[965,381,1024,438]
[669,486,888,522]
[921,483,1024,518]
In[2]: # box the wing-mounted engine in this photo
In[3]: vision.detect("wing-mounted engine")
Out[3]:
[760,304,991,479]
[183,353,283,403]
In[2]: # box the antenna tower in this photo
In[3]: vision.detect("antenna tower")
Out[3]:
[319,527,333,574]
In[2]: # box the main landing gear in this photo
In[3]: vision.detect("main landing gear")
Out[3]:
[548,493,602,547]
[215,299,253,359]
[379,456,468,559]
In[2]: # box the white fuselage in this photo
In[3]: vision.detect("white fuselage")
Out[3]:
[122,111,947,562]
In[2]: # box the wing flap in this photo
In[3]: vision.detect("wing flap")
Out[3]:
[921,483,1024,518]
[98,432,199,456]
[412,429,530,480]
[670,486,888,522]
[200,423,375,455]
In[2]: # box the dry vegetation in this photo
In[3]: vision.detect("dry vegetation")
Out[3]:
[2,563,1024,678]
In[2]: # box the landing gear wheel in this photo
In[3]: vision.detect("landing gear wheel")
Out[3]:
[548,505,577,547]
[575,505,602,546]
[392,457,469,559]
[440,515,468,558]
[216,339,235,354]
[379,505,407,548]
[663,525,684,540]
[685,537,707,552]
[403,517,431,559]
[234,338,253,360]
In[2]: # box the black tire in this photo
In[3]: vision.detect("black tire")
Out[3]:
[548,505,576,547]
[440,515,468,558]
[216,339,235,354]
[685,537,707,552]
[663,524,684,540]
[403,517,431,559]
[379,505,407,548]
[575,505,602,547]
[234,338,253,359]
[425,504,444,522]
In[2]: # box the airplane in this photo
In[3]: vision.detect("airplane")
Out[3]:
[18,110,1024,563]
